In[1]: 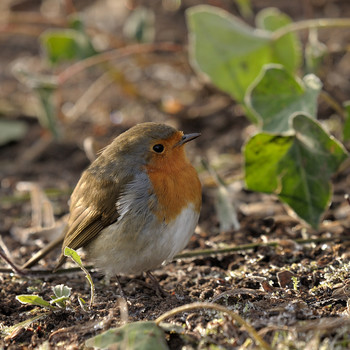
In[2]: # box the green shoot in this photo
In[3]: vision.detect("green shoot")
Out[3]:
[64,246,95,307]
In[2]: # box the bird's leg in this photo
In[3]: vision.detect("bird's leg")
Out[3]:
[145,271,167,298]
[115,275,127,299]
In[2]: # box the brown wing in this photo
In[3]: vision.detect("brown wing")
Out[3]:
[56,169,130,268]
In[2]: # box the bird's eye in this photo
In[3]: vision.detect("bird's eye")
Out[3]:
[153,144,164,153]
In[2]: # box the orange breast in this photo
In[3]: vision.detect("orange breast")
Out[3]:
[145,134,201,223]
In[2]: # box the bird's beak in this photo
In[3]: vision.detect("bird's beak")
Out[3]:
[175,132,201,147]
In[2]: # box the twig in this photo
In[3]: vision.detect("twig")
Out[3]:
[272,18,350,41]
[0,188,72,205]
[320,90,346,120]
[0,236,12,260]
[57,42,183,84]
[0,24,44,37]
[0,265,94,277]
[175,235,349,259]
[65,71,114,121]
[155,302,272,350]
[11,136,52,172]
[5,11,67,26]
[0,250,27,277]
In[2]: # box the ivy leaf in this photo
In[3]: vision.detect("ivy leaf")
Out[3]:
[246,65,322,132]
[244,133,294,193]
[40,30,96,65]
[40,16,96,65]
[343,101,350,142]
[187,5,271,103]
[85,321,169,350]
[245,114,348,228]
[186,5,301,104]
[256,7,301,72]
[278,114,348,227]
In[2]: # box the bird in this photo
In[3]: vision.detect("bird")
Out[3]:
[23,122,201,294]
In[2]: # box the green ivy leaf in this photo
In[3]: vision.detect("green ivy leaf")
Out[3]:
[256,8,301,72]
[244,133,294,193]
[41,29,96,64]
[246,65,322,132]
[40,16,96,65]
[187,5,271,103]
[244,114,348,228]
[64,247,95,307]
[279,114,348,227]
[343,101,350,142]
[186,6,301,104]
[85,321,169,350]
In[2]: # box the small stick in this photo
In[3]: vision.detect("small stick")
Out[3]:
[175,235,349,259]
[0,250,27,277]
[155,302,272,350]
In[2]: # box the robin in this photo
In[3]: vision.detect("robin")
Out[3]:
[23,122,201,294]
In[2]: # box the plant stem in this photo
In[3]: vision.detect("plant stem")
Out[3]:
[320,90,345,120]
[155,302,272,350]
[273,18,350,41]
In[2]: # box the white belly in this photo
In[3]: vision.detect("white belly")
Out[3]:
[85,204,199,277]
